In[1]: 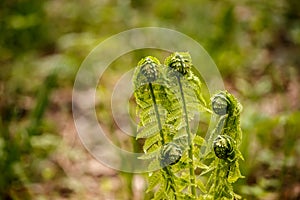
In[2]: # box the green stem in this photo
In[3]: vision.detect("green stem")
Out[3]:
[149,82,177,197]
[176,76,197,198]
[149,83,165,144]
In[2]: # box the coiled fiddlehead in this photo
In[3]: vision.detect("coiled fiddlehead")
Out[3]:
[165,52,192,75]
[211,92,230,116]
[160,142,182,167]
[213,135,235,162]
[139,56,159,82]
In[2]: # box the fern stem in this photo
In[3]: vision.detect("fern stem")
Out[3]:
[176,75,197,198]
[148,82,177,197]
[148,83,165,144]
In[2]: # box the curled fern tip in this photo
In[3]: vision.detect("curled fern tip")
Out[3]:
[160,142,182,167]
[138,56,160,82]
[213,135,235,162]
[211,92,229,116]
[164,52,192,75]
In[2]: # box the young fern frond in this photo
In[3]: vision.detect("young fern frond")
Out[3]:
[134,57,168,143]
[204,91,244,200]
[164,52,209,198]
[133,56,181,199]
[211,91,243,145]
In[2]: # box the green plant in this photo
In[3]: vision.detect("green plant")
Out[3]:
[203,91,244,200]
[0,72,58,199]
[163,52,209,198]
[133,56,179,199]
[133,52,243,200]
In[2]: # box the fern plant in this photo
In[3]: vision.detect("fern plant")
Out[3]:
[203,91,244,200]
[133,56,180,199]
[163,52,209,198]
[133,53,244,200]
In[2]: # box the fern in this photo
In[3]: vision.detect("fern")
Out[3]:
[164,52,209,198]
[133,56,180,199]
[211,91,243,145]
[133,53,244,200]
[204,91,244,200]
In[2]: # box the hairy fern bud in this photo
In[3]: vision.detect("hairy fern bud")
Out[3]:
[138,56,160,82]
[213,135,235,161]
[160,142,182,166]
[164,52,192,75]
[211,92,230,116]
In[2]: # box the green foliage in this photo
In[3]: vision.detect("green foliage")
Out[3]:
[203,91,244,200]
[0,72,58,199]
[164,52,209,198]
[133,52,210,199]
[133,53,244,199]
[133,56,179,198]
[0,0,53,61]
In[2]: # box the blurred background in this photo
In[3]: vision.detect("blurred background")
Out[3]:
[0,0,299,199]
